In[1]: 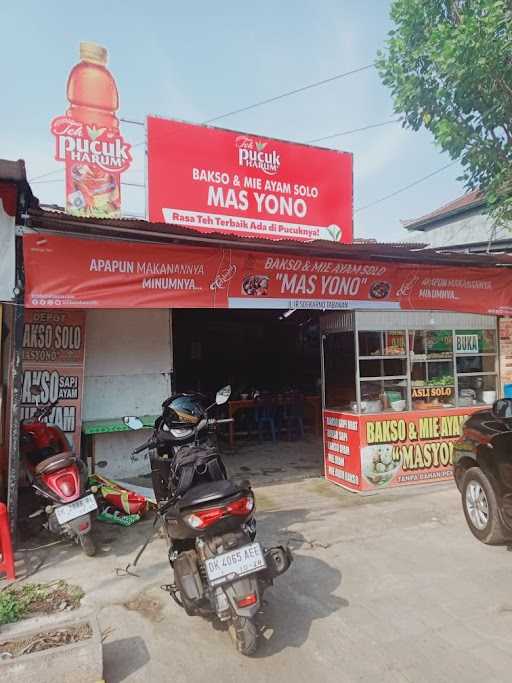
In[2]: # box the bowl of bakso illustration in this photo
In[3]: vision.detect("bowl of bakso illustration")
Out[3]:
[362,444,401,486]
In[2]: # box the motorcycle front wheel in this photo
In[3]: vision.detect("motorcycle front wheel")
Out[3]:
[229,616,258,656]
[79,532,97,557]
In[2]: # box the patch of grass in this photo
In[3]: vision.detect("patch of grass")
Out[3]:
[0,591,22,625]
[0,580,84,626]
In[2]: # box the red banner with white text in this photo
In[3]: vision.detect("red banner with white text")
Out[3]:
[147,116,353,243]
[324,408,484,492]
[21,310,85,455]
[24,233,512,315]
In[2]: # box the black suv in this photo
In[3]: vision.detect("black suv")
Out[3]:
[453,399,512,545]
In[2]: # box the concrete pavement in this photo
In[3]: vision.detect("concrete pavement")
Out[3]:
[11,477,512,682]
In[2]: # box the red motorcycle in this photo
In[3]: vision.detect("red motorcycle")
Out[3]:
[20,388,97,556]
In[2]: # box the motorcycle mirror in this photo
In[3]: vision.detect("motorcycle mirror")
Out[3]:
[492,398,512,419]
[123,416,145,430]
[216,385,231,405]
[30,384,41,408]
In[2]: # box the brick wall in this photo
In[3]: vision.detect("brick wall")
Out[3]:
[499,317,512,393]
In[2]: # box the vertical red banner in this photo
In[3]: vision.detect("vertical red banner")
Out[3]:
[21,310,86,455]
[323,410,362,491]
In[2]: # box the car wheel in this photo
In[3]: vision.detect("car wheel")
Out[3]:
[462,467,506,545]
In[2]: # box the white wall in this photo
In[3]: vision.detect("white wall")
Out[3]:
[407,210,508,249]
[83,309,173,479]
[89,430,153,479]
[0,195,15,302]
[84,309,172,420]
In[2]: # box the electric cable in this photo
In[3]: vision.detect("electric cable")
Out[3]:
[130,114,400,150]
[307,118,401,144]
[28,169,64,182]
[30,179,65,185]
[26,60,460,216]
[355,161,457,213]
[128,62,377,148]
[203,64,375,124]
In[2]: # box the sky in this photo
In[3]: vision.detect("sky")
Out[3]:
[1,0,466,242]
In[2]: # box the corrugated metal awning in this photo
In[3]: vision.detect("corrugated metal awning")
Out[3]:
[26,207,512,269]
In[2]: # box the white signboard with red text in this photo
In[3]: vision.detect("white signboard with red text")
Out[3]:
[147,117,353,243]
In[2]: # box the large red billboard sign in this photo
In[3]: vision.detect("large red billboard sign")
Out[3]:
[147,117,353,243]
[24,233,512,316]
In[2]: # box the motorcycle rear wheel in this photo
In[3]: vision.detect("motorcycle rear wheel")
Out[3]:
[79,533,97,557]
[229,616,258,656]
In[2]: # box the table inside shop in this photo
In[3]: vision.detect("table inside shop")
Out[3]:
[82,415,157,474]
[227,395,322,448]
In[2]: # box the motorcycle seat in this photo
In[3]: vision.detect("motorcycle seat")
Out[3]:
[35,452,76,475]
[179,479,243,508]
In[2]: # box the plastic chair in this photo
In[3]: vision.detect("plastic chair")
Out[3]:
[283,394,305,441]
[0,503,15,580]
[237,407,257,441]
[255,397,278,442]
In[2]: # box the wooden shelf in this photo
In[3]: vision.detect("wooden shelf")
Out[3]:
[359,355,407,360]
[412,358,452,363]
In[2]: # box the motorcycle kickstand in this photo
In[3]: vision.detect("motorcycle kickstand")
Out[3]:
[115,513,161,577]
[161,583,183,608]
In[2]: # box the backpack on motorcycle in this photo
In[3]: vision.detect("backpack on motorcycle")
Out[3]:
[150,444,227,502]
[172,444,227,497]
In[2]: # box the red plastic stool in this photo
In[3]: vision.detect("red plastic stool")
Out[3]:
[0,503,15,580]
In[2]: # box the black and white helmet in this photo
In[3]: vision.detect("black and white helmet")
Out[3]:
[160,393,207,444]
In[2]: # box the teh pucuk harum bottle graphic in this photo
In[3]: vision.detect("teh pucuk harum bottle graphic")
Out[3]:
[51,42,132,218]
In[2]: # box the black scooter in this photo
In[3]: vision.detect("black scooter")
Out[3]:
[454,397,512,545]
[124,386,292,656]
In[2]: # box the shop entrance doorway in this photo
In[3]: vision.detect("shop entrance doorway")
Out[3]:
[172,308,323,485]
